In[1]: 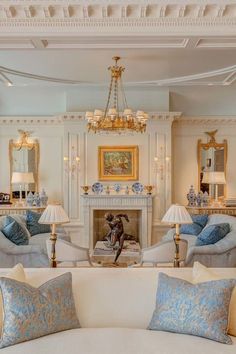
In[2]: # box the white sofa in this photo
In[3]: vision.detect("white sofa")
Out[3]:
[0,215,70,267]
[162,214,236,267]
[0,267,235,354]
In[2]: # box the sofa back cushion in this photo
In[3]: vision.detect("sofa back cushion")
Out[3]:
[0,268,235,330]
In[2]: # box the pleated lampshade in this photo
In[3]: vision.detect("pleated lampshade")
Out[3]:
[202,171,226,185]
[39,204,69,225]
[162,204,192,224]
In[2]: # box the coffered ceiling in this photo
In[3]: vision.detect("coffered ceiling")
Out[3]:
[0,0,236,88]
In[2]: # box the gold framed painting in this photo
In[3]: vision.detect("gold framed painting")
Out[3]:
[98,146,139,181]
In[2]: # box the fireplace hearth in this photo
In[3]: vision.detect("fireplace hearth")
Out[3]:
[82,194,153,250]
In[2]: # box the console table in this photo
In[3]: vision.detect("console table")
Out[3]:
[0,205,45,216]
[186,206,236,216]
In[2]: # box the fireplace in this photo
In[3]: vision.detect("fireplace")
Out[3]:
[93,209,141,247]
[82,195,153,250]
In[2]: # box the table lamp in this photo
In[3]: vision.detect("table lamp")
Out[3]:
[39,203,70,267]
[162,204,192,267]
[202,171,226,206]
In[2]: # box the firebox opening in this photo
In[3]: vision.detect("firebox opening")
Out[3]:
[93,209,141,248]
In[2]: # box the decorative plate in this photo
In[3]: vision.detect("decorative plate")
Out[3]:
[132,182,144,194]
[113,183,122,193]
[92,182,104,194]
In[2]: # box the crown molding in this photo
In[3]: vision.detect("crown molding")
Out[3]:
[0,112,182,125]
[0,2,236,36]
[175,116,236,125]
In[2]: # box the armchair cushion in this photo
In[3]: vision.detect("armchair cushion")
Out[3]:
[1,216,29,246]
[148,272,235,344]
[26,210,51,236]
[196,223,230,246]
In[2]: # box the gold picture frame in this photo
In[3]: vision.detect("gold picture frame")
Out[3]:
[98,145,139,181]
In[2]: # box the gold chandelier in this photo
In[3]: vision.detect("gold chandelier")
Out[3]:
[85,56,149,134]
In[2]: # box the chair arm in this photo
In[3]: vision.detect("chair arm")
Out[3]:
[142,240,177,263]
[46,239,91,264]
[1,244,43,256]
[185,231,236,264]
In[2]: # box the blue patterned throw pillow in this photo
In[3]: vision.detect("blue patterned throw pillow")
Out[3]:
[180,214,208,236]
[1,216,29,245]
[148,272,235,344]
[0,272,80,348]
[196,223,230,246]
[26,210,51,236]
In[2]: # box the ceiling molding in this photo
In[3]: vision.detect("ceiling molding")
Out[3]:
[0,2,236,36]
[0,112,182,125]
[1,63,236,87]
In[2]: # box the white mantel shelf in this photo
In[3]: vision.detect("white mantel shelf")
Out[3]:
[81,194,153,249]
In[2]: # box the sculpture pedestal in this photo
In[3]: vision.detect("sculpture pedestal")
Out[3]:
[91,240,141,266]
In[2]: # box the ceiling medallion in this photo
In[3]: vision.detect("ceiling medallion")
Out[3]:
[85,56,148,134]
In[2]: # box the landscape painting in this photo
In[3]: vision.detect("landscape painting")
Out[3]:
[98,146,139,181]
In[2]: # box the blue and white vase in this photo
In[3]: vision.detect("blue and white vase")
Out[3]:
[196,192,202,207]
[33,192,41,207]
[40,189,48,206]
[114,183,122,193]
[187,185,196,207]
[26,191,34,207]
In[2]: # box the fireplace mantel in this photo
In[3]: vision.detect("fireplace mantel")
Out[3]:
[82,194,153,249]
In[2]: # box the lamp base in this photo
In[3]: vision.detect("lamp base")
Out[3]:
[173,225,180,268]
[50,232,57,268]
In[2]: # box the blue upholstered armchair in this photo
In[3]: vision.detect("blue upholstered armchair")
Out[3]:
[0,214,70,267]
[162,214,236,267]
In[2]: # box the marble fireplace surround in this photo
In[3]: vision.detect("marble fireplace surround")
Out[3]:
[82,195,153,250]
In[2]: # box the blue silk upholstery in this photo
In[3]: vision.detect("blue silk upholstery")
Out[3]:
[148,272,235,344]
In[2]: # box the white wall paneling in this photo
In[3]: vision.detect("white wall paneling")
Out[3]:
[0,113,179,246]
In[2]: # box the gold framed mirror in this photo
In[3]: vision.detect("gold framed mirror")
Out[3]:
[9,130,39,200]
[198,130,227,199]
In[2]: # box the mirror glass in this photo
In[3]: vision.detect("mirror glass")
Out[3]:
[9,131,39,199]
[198,132,227,199]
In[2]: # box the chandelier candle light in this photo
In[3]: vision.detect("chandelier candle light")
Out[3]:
[162,204,192,267]
[39,204,70,268]
[85,56,149,134]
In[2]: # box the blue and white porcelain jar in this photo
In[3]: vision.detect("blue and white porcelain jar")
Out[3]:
[26,191,34,207]
[40,189,48,206]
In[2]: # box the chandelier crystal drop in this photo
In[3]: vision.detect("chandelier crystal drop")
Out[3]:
[85,56,149,134]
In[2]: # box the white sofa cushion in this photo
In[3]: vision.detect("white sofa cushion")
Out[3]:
[0,328,235,354]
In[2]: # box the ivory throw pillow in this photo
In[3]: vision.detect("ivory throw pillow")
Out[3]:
[148,272,235,344]
[0,264,26,331]
[192,261,236,337]
[0,272,80,349]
